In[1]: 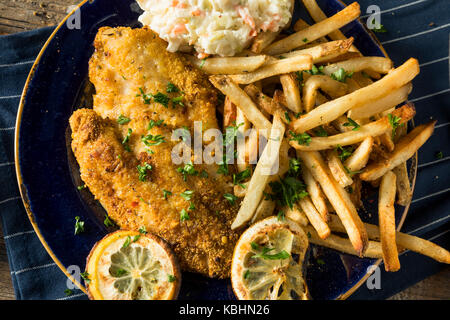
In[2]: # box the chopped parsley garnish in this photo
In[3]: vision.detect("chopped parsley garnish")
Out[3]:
[199,58,207,68]
[217,161,229,175]
[77,184,87,191]
[133,235,140,243]
[122,236,131,248]
[306,64,324,75]
[302,38,308,43]
[188,202,195,211]
[288,158,302,177]
[152,92,170,108]
[388,113,403,139]
[177,162,198,181]
[344,166,363,177]
[343,118,360,131]
[372,24,387,33]
[330,68,354,82]
[243,270,250,280]
[137,163,152,182]
[224,122,244,147]
[180,209,190,222]
[81,272,91,284]
[317,258,326,265]
[314,126,328,137]
[180,190,194,201]
[277,211,285,221]
[148,119,164,130]
[122,128,132,152]
[64,289,73,296]
[200,170,209,178]
[336,145,353,162]
[104,214,115,227]
[137,88,152,104]
[224,193,238,205]
[141,134,166,146]
[137,88,170,108]
[289,130,312,146]
[166,82,179,93]
[74,216,85,235]
[139,226,148,234]
[172,96,185,107]
[436,151,443,159]
[168,275,177,282]
[284,112,291,123]
[117,114,131,125]
[267,176,308,209]
[163,189,172,200]
[233,168,251,186]
[250,242,290,260]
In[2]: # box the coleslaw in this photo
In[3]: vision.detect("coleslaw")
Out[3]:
[137,0,293,57]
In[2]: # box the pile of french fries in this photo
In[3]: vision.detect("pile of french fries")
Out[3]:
[191,1,450,270]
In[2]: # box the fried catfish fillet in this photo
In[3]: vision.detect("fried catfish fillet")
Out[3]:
[69,27,241,278]
[70,109,240,278]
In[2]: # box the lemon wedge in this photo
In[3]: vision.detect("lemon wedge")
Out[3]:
[85,230,181,300]
[231,217,310,300]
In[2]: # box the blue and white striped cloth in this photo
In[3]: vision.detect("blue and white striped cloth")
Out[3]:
[0,0,449,299]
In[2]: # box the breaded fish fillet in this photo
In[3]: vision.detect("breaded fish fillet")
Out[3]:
[69,27,241,278]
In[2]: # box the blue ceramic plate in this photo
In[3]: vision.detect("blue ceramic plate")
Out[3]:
[15,0,416,300]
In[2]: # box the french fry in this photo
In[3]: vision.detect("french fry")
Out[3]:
[285,205,309,227]
[251,199,276,224]
[305,226,384,259]
[290,59,419,133]
[292,18,327,44]
[290,104,416,151]
[231,115,285,229]
[361,121,436,181]
[246,127,259,165]
[244,84,282,116]
[229,55,313,84]
[379,131,395,152]
[185,55,268,74]
[209,76,272,135]
[299,197,331,239]
[301,0,360,53]
[393,163,412,206]
[302,75,348,112]
[327,215,450,264]
[264,2,361,55]
[344,136,374,172]
[297,151,368,256]
[251,31,281,53]
[351,71,374,87]
[327,150,354,187]
[378,171,400,271]
[347,84,412,120]
[234,183,248,198]
[223,96,237,128]
[300,161,329,221]
[280,73,303,113]
[275,39,354,63]
[322,57,393,76]
[236,108,251,172]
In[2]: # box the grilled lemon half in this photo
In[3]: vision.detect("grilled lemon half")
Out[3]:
[231,217,310,300]
[85,230,181,300]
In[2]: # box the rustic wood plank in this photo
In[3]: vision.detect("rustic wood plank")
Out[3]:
[0,224,15,300]
[0,0,448,300]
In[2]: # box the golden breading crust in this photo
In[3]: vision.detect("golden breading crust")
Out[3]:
[70,109,240,278]
[69,27,242,278]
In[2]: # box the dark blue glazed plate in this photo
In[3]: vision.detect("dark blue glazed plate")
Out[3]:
[15,0,416,300]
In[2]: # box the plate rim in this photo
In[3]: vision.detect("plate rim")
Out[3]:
[13,0,417,300]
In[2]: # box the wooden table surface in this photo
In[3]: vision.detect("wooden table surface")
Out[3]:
[0,0,449,300]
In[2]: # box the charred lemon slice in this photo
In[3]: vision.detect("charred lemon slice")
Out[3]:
[85,230,181,300]
[231,217,310,300]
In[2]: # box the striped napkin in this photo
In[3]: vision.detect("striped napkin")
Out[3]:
[0,0,448,300]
